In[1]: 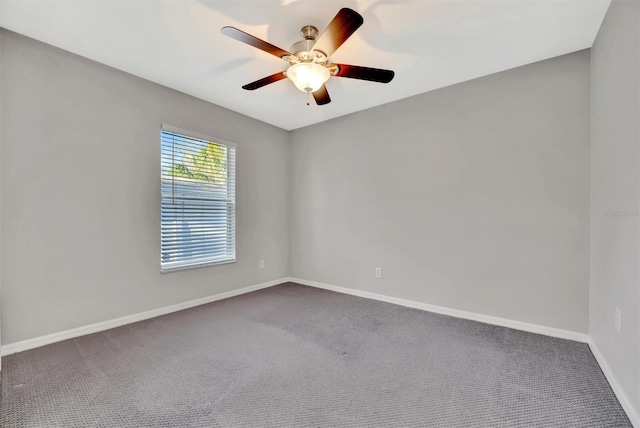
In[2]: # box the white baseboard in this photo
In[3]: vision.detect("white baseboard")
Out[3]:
[0,278,288,357]
[588,339,640,428]
[0,276,589,353]
[289,277,589,343]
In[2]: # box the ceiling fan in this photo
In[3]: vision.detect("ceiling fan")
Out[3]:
[221,8,395,106]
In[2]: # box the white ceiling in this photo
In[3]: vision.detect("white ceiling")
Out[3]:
[1,0,610,130]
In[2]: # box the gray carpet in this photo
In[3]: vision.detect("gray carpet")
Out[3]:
[0,282,631,427]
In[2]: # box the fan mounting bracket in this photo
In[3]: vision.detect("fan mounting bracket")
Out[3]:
[300,25,319,40]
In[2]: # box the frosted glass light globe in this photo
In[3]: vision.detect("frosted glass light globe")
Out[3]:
[287,62,331,93]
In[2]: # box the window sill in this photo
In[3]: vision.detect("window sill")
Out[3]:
[161,258,236,274]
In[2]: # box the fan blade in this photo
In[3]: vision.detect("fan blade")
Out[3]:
[334,64,395,83]
[312,8,363,58]
[242,72,287,90]
[221,26,291,59]
[313,85,331,105]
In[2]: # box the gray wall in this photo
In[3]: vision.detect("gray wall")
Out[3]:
[0,30,291,345]
[0,25,3,367]
[291,51,591,333]
[590,0,640,418]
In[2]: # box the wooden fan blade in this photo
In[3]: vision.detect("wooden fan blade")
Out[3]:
[312,8,363,58]
[313,85,331,105]
[334,64,395,83]
[242,72,287,90]
[221,26,291,59]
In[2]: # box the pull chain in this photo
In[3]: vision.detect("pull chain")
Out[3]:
[306,92,311,106]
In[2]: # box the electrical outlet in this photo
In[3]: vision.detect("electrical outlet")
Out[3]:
[259,259,265,269]
[614,307,621,332]
[375,267,383,279]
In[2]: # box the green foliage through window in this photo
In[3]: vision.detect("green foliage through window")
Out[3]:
[168,142,227,184]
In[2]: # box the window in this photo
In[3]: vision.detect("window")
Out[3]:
[161,125,236,272]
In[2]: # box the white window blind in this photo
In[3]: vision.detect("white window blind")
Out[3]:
[161,126,236,272]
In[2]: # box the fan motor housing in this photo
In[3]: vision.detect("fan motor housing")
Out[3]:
[289,26,327,64]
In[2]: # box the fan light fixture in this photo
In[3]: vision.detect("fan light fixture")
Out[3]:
[286,62,331,93]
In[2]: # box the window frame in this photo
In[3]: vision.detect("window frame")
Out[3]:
[160,124,237,273]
